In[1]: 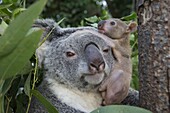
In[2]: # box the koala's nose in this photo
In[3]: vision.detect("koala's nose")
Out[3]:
[98,20,106,29]
[85,43,105,73]
[90,61,105,72]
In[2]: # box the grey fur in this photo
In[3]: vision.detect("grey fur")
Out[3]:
[29,19,139,113]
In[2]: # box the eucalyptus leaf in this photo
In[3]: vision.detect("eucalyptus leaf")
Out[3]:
[57,17,65,25]
[24,73,31,97]
[0,20,8,35]
[130,34,135,41]
[18,61,32,75]
[89,23,98,28]
[12,8,26,19]
[0,0,47,79]
[16,93,28,113]
[0,4,12,10]
[85,16,99,23]
[15,100,25,113]
[1,8,12,16]
[1,77,14,95]
[31,89,59,113]
[91,105,152,113]
[0,30,43,79]
[121,12,137,21]
[0,10,8,17]
[0,96,4,113]
[0,0,47,58]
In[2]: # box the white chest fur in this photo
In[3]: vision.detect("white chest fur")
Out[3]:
[47,78,102,113]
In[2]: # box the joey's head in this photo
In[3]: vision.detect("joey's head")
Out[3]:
[36,23,116,91]
[98,18,137,39]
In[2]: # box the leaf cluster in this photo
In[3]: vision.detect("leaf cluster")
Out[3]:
[0,1,58,113]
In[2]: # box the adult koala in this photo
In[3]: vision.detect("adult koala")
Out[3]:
[29,19,138,113]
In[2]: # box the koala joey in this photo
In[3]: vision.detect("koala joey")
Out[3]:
[30,19,116,113]
[98,18,137,57]
[97,18,137,105]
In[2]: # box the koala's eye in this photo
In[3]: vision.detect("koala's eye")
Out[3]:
[103,47,110,53]
[110,21,116,26]
[66,51,75,57]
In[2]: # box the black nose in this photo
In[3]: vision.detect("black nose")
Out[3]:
[89,61,105,72]
[98,20,106,29]
[85,43,105,73]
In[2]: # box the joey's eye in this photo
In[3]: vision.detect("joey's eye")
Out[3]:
[66,51,76,57]
[110,21,115,26]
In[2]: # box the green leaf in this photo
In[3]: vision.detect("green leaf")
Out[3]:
[0,8,12,17]
[0,0,47,58]
[85,16,99,23]
[0,20,8,35]
[0,80,5,93]
[121,12,137,21]
[57,17,65,25]
[12,8,26,19]
[15,93,29,113]
[15,101,25,113]
[0,30,43,79]
[89,23,98,28]
[1,77,14,95]
[15,100,25,113]
[31,89,59,113]
[130,34,135,42]
[18,61,32,75]
[91,105,152,113]
[0,96,4,113]
[0,0,47,79]
[0,4,12,10]
[24,73,31,97]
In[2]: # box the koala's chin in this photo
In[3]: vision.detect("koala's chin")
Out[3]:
[84,73,106,85]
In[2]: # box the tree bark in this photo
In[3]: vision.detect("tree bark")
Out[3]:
[138,0,170,112]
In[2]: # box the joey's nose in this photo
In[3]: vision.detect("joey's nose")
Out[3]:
[85,43,105,73]
[98,20,106,29]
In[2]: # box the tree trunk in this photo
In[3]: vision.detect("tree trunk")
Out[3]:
[137,0,170,112]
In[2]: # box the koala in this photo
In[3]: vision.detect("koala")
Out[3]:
[29,19,139,113]
[97,18,137,105]
[30,19,116,113]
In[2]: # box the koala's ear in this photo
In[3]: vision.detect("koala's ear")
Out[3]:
[126,22,137,33]
[32,19,64,41]
[32,19,59,30]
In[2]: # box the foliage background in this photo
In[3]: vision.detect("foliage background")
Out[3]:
[0,0,139,113]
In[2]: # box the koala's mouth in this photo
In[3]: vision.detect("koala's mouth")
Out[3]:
[83,72,106,85]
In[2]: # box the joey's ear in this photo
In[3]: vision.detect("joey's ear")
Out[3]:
[126,22,137,33]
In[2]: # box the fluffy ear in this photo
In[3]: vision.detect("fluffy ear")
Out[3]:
[32,19,96,42]
[32,19,59,30]
[32,19,64,41]
[126,22,137,33]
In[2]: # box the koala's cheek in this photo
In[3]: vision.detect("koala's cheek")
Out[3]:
[77,61,89,75]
